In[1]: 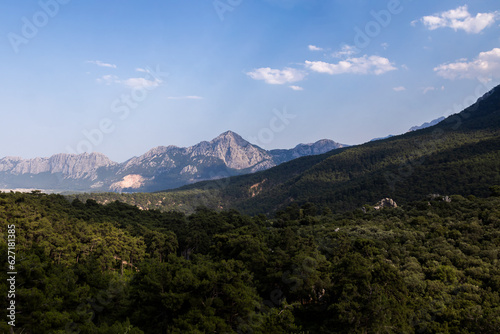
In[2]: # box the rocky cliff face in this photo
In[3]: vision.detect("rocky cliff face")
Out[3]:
[0,153,117,180]
[188,131,273,169]
[0,132,345,192]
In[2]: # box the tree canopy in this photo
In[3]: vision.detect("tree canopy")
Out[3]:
[1,190,500,333]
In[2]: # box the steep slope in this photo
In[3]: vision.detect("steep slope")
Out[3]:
[236,85,500,214]
[93,85,500,214]
[235,85,500,214]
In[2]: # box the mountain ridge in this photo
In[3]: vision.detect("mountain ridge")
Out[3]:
[408,116,446,132]
[81,84,500,214]
[371,116,447,142]
[0,132,346,192]
[0,152,116,179]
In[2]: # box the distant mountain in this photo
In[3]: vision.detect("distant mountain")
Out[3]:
[81,84,500,214]
[270,139,348,164]
[0,152,116,177]
[0,131,345,192]
[408,116,446,132]
[0,153,117,192]
[371,116,446,142]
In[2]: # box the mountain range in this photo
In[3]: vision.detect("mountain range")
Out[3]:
[370,116,446,141]
[73,84,500,214]
[0,132,345,193]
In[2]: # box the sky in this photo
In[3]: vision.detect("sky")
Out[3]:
[1,0,499,162]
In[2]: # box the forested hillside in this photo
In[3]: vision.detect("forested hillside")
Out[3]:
[2,190,500,333]
[73,85,500,215]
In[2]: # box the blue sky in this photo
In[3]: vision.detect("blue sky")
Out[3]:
[1,0,499,162]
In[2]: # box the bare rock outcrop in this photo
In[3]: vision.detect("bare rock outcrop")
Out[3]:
[374,198,398,210]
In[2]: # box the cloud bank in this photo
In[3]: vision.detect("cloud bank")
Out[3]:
[434,48,500,82]
[246,67,307,85]
[305,55,396,75]
[417,5,499,34]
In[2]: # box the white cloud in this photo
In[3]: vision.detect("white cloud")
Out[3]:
[246,67,307,85]
[87,60,117,69]
[418,5,499,34]
[434,48,500,82]
[381,43,389,50]
[122,77,162,89]
[308,45,323,51]
[96,74,119,85]
[305,55,397,75]
[332,45,358,58]
[167,96,203,100]
[97,75,162,89]
[393,86,406,92]
[289,85,303,91]
[94,66,164,89]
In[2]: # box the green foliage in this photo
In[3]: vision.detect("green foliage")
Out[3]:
[2,191,500,333]
[490,185,500,197]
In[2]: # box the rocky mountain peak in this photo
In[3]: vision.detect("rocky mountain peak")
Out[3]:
[0,131,347,192]
[188,131,270,170]
[141,146,171,158]
[211,131,249,147]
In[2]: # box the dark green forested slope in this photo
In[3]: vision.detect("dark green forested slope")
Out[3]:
[173,84,500,215]
[73,85,500,215]
[2,191,500,333]
[69,149,344,215]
